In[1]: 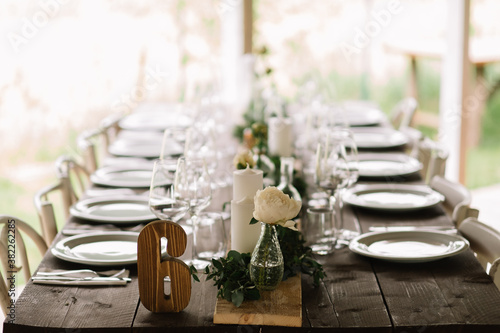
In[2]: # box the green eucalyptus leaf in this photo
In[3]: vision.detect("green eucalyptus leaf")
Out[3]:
[232,291,244,307]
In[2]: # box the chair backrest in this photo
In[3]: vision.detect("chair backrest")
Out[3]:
[390,97,418,130]
[418,137,449,184]
[34,156,89,246]
[78,113,124,173]
[459,217,500,289]
[0,215,48,317]
[430,175,478,225]
[399,126,423,158]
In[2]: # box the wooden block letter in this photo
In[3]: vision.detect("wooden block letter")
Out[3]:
[138,220,191,312]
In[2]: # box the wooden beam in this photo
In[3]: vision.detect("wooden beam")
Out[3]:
[243,0,252,54]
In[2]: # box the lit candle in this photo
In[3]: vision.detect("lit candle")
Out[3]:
[268,117,293,157]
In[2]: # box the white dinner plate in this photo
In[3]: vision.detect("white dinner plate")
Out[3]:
[343,184,444,211]
[119,109,192,131]
[108,139,183,159]
[352,128,408,149]
[70,196,156,224]
[349,230,469,263]
[90,166,153,188]
[358,153,422,178]
[52,232,139,266]
[343,104,386,127]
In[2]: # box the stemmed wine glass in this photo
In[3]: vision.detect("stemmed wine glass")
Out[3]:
[149,158,189,222]
[332,128,360,245]
[314,132,351,248]
[175,156,213,270]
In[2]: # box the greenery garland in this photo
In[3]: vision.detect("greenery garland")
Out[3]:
[191,225,325,307]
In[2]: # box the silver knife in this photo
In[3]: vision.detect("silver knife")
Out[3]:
[368,226,457,233]
[32,276,131,282]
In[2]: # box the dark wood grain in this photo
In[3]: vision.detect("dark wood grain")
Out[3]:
[4,241,139,333]
[5,181,500,332]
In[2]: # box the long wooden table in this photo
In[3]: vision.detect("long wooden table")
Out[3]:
[5,177,500,332]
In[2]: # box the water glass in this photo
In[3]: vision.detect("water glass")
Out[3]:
[305,207,334,255]
[193,212,227,261]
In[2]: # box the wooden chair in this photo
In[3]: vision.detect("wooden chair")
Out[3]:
[34,156,89,245]
[390,97,418,130]
[418,137,449,184]
[430,175,479,226]
[78,113,124,173]
[458,217,500,289]
[0,215,48,317]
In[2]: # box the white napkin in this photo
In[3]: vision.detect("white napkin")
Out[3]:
[32,268,130,286]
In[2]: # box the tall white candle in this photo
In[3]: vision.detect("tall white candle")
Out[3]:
[230,197,260,253]
[231,166,263,253]
[268,117,293,157]
[233,166,263,202]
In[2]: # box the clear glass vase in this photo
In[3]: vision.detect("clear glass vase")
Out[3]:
[250,222,284,291]
[277,156,302,202]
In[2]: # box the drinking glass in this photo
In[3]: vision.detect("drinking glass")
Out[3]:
[314,132,350,248]
[175,157,213,270]
[194,212,227,261]
[332,128,360,245]
[149,159,189,222]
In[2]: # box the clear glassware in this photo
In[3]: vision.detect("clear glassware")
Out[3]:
[252,147,276,187]
[314,133,350,249]
[332,128,360,245]
[277,157,301,202]
[250,222,284,291]
[149,159,189,222]
[175,157,213,270]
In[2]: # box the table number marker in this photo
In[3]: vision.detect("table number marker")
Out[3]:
[137,220,191,312]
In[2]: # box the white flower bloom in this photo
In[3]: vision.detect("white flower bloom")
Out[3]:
[253,186,302,230]
[233,150,255,169]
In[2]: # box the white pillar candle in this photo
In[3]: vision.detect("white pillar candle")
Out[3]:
[230,197,260,253]
[232,166,263,202]
[268,117,293,157]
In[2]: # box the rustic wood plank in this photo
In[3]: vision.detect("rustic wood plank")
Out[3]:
[133,276,219,332]
[3,242,138,333]
[322,248,392,332]
[214,275,301,327]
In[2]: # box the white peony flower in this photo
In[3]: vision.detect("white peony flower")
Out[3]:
[233,150,256,169]
[253,186,302,230]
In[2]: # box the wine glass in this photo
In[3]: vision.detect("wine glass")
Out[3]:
[331,128,360,245]
[149,159,189,222]
[314,132,350,248]
[175,156,213,270]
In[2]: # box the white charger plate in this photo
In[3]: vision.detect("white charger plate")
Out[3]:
[90,166,153,188]
[349,230,469,263]
[358,153,422,178]
[343,184,444,211]
[52,232,139,266]
[70,196,156,224]
[352,128,408,149]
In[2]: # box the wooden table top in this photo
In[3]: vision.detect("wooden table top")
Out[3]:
[5,177,500,332]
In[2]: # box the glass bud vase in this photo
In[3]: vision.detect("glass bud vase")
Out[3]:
[250,222,284,291]
[277,157,302,202]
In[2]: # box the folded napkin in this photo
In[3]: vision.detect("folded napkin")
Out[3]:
[32,268,131,286]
